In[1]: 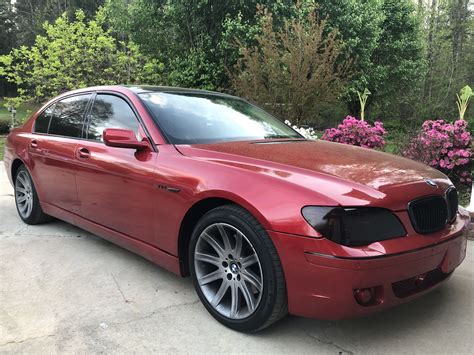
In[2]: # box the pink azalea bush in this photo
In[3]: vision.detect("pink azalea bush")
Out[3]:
[322,116,386,149]
[402,120,472,184]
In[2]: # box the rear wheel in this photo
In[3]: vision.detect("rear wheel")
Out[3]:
[14,165,51,224]
[189,205,287,332]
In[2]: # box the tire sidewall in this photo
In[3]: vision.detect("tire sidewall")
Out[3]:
[189,207,280,332]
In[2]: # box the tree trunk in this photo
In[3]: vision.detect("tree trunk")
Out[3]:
[426,0,438,100]
[445,0,469,99]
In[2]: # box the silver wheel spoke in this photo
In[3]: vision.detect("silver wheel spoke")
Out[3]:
[17,175,26,187]
[195,252,221,266]
[198,269,222,286]
[16,195,27,203]
[241,254,258,268]
[241,270,262,291]
[239,281,256,312]
[18,201,27,213]
[16,186,26,194]
[26,199,33,217]
[211,281,228,307]
[216,224,231,252]
[229,282,239,318]
[201,232,225,257]
[234,232,243,258]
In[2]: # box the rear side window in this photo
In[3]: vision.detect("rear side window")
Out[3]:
[48,94,92,138]
[34,105,55,133]
[86,94,139,141]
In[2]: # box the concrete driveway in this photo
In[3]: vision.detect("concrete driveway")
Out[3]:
[0,166,473,355]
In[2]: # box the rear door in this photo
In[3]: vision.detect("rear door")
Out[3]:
[29,93,92,213]
[74,93,158,244]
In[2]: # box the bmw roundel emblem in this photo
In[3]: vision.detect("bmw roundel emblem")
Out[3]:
[424,179,438,188]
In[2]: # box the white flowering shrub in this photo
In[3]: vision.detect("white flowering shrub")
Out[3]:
[285,120,318,140]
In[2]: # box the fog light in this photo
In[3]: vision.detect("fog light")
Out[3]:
[414,273,427,286]
[354,288,374,305]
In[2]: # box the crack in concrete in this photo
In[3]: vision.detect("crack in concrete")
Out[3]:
[116,299,201,326]
[13,224,29,235]
[0,333,55,347]
[0,300,201,349]
[111,273,133,304]
[305,331,354,355]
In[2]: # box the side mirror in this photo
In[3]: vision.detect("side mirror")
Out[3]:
[103,128,150,150]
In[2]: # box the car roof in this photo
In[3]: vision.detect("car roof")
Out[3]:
[51,85,240,101]
[123,85,238,99]
[35,85,244,119]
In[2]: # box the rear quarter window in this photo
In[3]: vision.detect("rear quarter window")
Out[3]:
[33,105,55,133]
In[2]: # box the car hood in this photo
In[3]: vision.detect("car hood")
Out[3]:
[175,139,451,208]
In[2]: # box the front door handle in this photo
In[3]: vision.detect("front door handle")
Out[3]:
[30,139,38,149]
[77,147,91,159]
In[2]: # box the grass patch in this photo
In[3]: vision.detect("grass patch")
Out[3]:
[0,135,5,161]
[457,183,472,208]
[0,99,38,125]
[0,99,40,161]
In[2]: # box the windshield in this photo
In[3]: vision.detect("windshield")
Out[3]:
[139,92,302,144]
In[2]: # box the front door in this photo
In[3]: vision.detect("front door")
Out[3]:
[74,93,158,244]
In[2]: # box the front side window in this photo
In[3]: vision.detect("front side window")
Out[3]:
[48,94,92,138]
[34,105,55,133]
[139,92,302,144]
[86,94,139,141]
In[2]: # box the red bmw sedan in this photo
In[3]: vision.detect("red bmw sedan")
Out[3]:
[3,86,470,332]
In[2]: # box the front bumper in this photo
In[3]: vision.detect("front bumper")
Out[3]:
[268,210,470,320]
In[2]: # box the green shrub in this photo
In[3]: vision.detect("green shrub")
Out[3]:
[229,4,350,126]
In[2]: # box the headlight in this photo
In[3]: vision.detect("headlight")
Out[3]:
[301,206,406,247]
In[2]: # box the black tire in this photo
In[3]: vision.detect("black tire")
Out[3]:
[14,165,52,225]
[189,204,287,332]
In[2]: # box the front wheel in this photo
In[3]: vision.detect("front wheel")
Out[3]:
[189,205,287,332]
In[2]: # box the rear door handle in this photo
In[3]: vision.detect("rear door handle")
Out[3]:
[77,147,90,159]
[29,139,46,154]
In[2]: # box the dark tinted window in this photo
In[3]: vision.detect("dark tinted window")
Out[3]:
[139,92,301,144]
[87,94,139,141]
[48,94,92,137]
[34,105,55,133]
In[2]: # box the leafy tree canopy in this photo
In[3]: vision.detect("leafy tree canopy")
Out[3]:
[0,0,16,55]
[0,8,163,105]
[105,0,425,120]
[14,0,104,46]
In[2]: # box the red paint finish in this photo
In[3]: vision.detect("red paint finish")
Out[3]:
[3,85,470,320]
[26,134,81,213]
[103,128,151,150]
[73,140,158,245]
[269,210,469,319]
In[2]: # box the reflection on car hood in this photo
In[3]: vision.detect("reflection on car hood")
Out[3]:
[175,139,450,193]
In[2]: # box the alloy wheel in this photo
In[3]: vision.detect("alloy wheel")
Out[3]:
[15,170,34,219]
[194,223,264,319]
